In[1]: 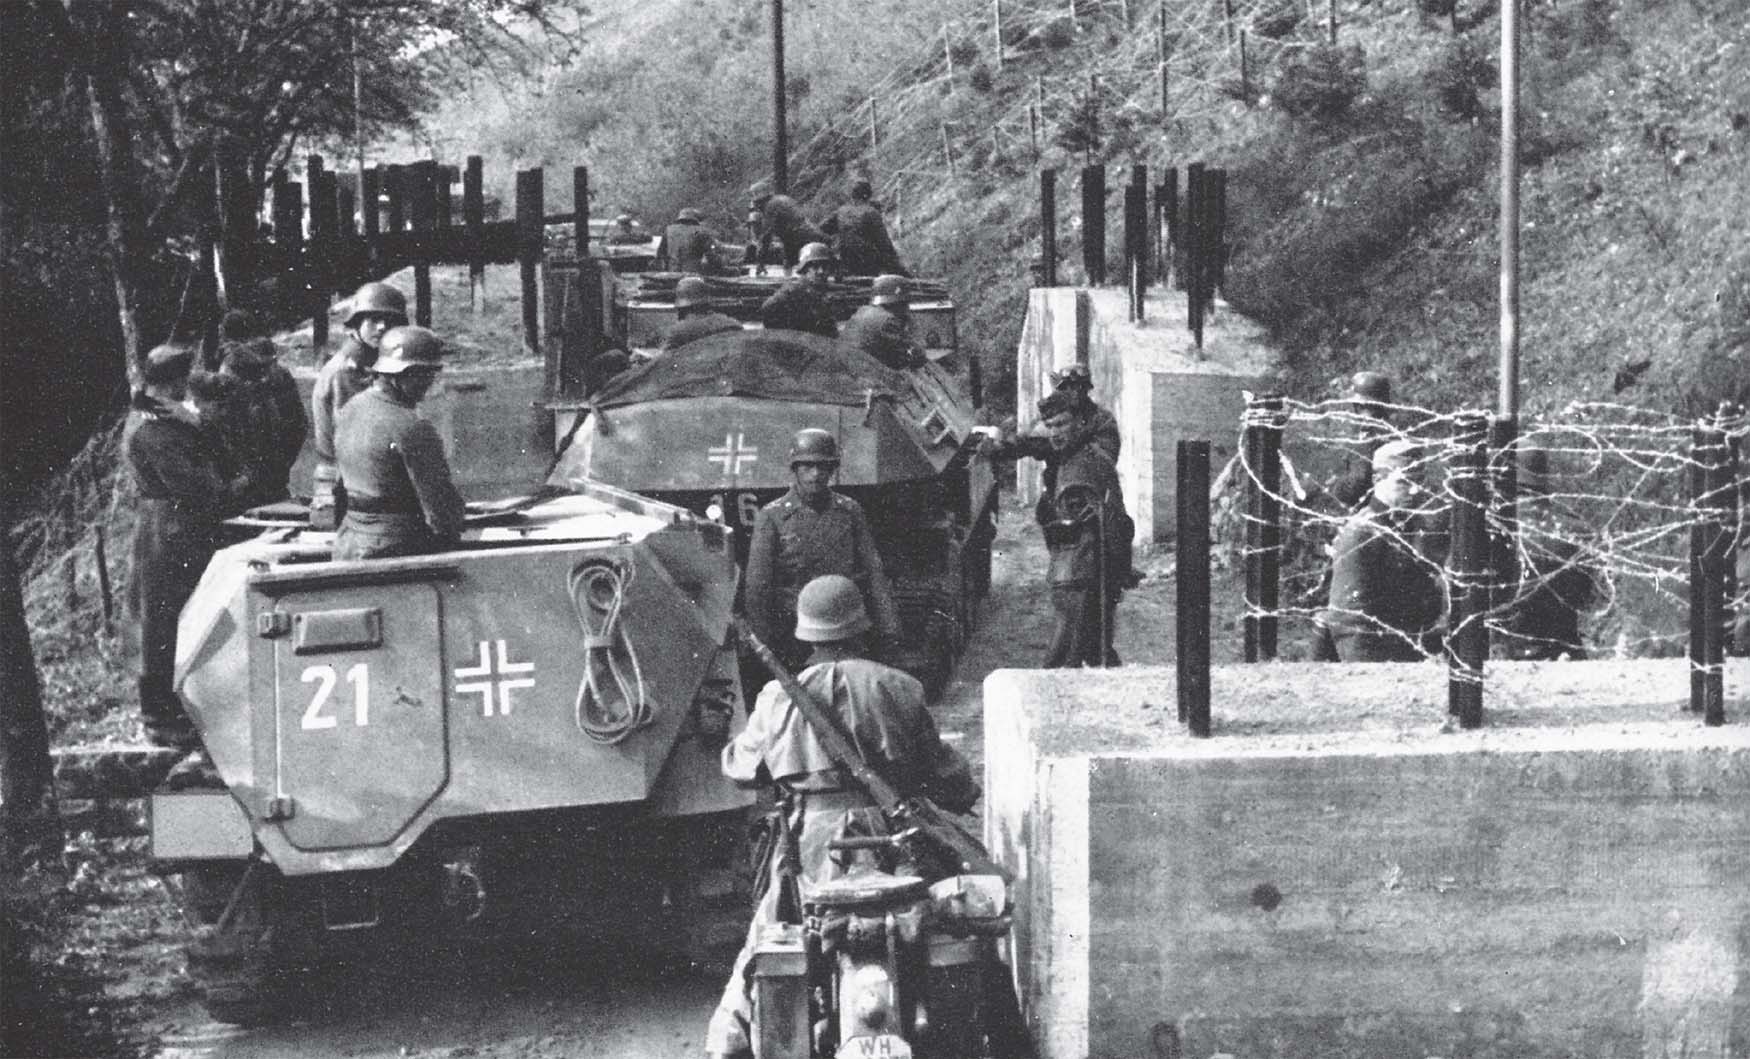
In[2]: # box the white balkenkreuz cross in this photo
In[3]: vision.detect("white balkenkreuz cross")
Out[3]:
[453,639,535,718]
[707,433,759,475]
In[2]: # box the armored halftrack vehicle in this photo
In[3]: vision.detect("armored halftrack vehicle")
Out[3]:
[547,329,996,695]
[150,481,752,1023]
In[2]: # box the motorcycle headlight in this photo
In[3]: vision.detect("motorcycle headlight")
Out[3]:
[844,963,894,1033]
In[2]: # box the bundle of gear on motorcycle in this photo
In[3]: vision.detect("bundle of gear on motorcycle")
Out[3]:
[709,575,1033,1059]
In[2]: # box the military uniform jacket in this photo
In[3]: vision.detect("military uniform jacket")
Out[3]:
[821,203,905,277]
[657,221,720,274]
[216,338,307,504]
[1321,501,1445,638]
[839,305,917,370]
[1047,439,1130,588]
[722,653,979,813]
[759,279,838,338]
[660,312,744,354]
[755,195,828,267]
[333,387,466,541]
[310,338,374,463]
[744,488,900,642]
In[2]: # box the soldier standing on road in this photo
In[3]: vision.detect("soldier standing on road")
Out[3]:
[758,241,840,338]
[310,281,408,526]
[655,207,723,274]
[659,276,744,354]
[203,308,307,507]
[839,274,924,370]
[127,344,254,748]
[744,429,901,671]
[1035,390,1133,668]
[820,177,907,277]
[750,192,829,269]
[705,573,980,1059]
[332,326,466,561]
[1315,439,1448,662]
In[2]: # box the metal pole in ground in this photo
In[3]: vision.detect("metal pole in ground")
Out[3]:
[1256,395,1285,660]
[515,168,543,359]
[463,157,483,314]
[1177,440,1212,735]
[1081,163,1106,286]
[1703,414,1733,725]
[770,0,788,194]
[1488,414,1519,651]
[1689,424,1707,714]
[1448,412,1490,728]
[1242,397,1262,662]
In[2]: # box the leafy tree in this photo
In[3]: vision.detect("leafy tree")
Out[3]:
[1271,43,1368,122]
[1054,78,1107,165]
[27,0,584,379]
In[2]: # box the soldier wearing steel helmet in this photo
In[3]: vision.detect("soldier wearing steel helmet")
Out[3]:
[1046,363,1120,463]
[606,212,646,245]
[839,274,924,370]
[1325,371,1398,512]
[1315,438,1448,662]
[820,177,907,277]
[706,573,979,1059]
[126,343,255,747]
[655,206,724,274]
[744,429,901,671]
[758,241,840,338]
[311,281,408,526]
[332,325,466,561]
[749,192,829,270]
[658,276,743,354]
[1036,389,1133,668]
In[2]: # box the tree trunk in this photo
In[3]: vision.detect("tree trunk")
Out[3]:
[0,482,60,876]
[75,1,150,386]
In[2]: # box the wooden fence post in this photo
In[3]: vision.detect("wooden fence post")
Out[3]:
[516,167,544,359]
[361,166,381,277]
[411,160,434,328]
[464,156,484,315]
[941,122,957,177]
[943,25,955,87]
[1328,0,1339,44]
[1239,29,1251,100]
[307,154,331,350]
[868,97,879,149]
[1158,2,1170,113]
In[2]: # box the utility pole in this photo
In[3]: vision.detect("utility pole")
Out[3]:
[1498,0,1520,425]
[771,0,788,194]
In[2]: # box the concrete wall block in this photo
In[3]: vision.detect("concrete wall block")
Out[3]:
[987,662,1750,1059]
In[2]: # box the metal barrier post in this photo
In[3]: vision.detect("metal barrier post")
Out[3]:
[1082,163,1106,286]
[1177,440,1212,736]
[1041,169,1058,287]
[1448,412,1490,728]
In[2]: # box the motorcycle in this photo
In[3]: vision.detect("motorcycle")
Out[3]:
[747,829,1018,1059]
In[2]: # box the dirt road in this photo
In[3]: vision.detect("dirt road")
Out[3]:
[122,497,1238,1059]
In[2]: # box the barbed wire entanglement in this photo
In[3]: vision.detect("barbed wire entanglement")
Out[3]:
[1212,396,1740,672]
[786,0,1333,208]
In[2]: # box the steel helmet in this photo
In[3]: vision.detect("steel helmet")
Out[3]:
[850,177,874,201]
[794,574,871,643]
[870,274,909,307]
[797,242,836,271]
[677,207,703,223]
[345,282,409,329]
[1350,371,1393,405]
[789,428,841,465]
[615,213,633,225]
[372,325,444,374]
[674,276,711,310]
[1051,363,1093,390]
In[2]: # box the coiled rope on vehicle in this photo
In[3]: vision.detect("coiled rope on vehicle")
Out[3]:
[567,560,652,744]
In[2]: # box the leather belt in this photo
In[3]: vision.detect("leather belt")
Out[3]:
[342,493,412,515]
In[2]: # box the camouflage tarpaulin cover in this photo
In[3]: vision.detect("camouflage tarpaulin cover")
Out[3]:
[592,329,903,409]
